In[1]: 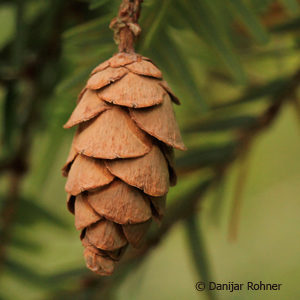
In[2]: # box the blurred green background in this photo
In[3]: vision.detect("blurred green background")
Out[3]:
[0,0,300,299]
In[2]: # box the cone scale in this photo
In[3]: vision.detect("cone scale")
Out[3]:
[62,49,186,275]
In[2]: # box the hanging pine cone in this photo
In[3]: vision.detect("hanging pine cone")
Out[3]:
[62,52,186,275]
[62,0,186,276]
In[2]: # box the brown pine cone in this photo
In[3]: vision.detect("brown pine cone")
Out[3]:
[62,52,186,276]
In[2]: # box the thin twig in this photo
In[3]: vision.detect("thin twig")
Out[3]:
[290,96,300,130]
[228,143,251,242]
[110,0,143,53]
[185,215,217,300]
[0,172,23,269]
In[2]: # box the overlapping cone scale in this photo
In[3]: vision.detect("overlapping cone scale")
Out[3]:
[62,52,186,275]
[64,90,110,129]
[105,145,169,196]
[130,94,186,150]
[66,155,114,195]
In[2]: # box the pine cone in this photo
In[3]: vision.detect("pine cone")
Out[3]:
[62,52,186,276]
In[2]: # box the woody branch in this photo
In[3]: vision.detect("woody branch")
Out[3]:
[110,0,143,53]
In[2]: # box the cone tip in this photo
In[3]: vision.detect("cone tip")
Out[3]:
[84,248,115,276]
